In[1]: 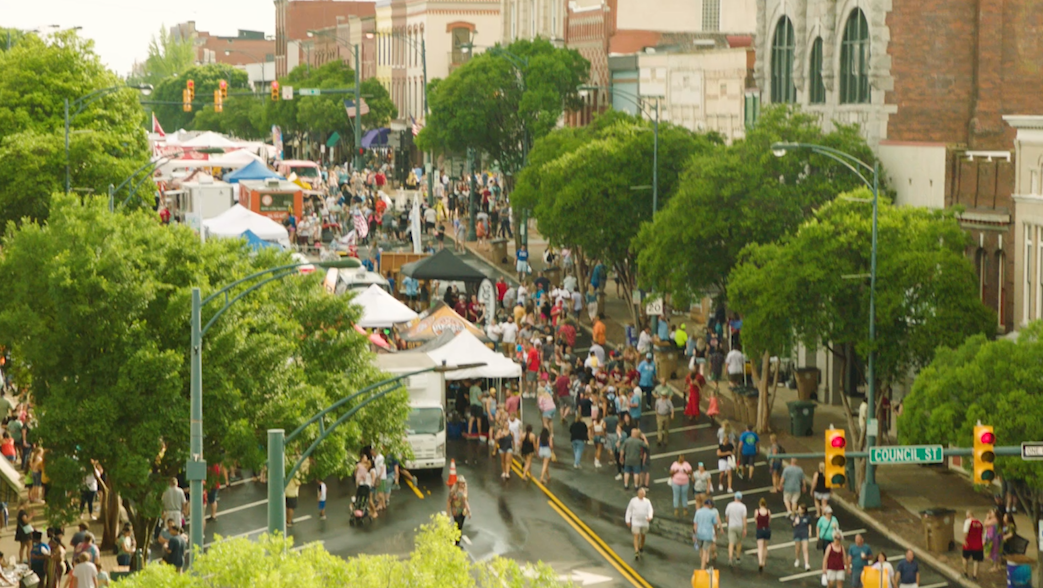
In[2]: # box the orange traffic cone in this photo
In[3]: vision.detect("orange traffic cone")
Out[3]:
[446,459,458,487]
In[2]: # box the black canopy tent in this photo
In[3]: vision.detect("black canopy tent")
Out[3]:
[400,249,489,282]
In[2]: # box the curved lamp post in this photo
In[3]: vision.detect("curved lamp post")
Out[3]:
[771,141,881,509]
[65,83,153,194]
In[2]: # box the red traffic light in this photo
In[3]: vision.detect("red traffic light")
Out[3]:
[831,436,846,448]
[358,147,365,155]
[980,431,995,444]
[219,80,227,90]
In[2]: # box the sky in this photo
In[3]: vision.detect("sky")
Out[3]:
[4,0,274,75]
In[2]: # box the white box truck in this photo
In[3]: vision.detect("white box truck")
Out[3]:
[374,353,446,473]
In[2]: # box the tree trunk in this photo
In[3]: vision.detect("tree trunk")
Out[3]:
[100,488,120,550]
[123,495,157,557]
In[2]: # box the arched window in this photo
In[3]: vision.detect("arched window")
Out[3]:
[770,17,796,103]
[840,9,870,104]
[809,37,825,104]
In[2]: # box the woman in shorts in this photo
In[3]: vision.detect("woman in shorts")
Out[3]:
[755,498,772,572]
[591,413,607,470]
[520,424,537,480]
[497,422,514,480]
[538,427,555,484]
[811,462,831,517]
[792,503,812,570]
[717,434,736,493]
[537,387,557,430]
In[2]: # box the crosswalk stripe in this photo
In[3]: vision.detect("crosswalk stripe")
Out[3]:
[778,555,904,582]
[919,582,948,588]
[668,423,713,433]
[653,461,767,484]
[690,486,775,504]
[204,515,313,546]
[214,499,267,517]
[746,511,793,524]
[745,529,867,554]
[650,444,718,460]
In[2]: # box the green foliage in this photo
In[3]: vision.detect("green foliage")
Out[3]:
[0,30,152,232]
[149,63,251,132]
[0,195,410,542]
[192,95,269,139]
[130,26,196,87]
[728,191,996,381]
[635,105,881,306]
[898,323,1043,501]
[114,514,568,588]
[418,38,588,174]
[0,28,29,52]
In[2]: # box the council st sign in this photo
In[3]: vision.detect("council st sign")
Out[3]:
[869,445,944,465]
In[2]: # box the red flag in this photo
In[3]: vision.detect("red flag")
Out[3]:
[152,113,166,137]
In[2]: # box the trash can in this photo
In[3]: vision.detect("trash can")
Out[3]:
[920,508,956,553]
[1006,555,1033,588]
[794,367,820,401]
[787,400,817,436]
[655,342,680,380]
[490,238,508,264]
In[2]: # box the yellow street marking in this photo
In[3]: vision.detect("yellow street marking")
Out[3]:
[405,478,424,499]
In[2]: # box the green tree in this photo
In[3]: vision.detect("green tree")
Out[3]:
[728,193,995,458]
[0,196,410,551]
[115,514,567,588]
[149,63,251,133]
[192,95,269,139]
[418,38,588,187]
[0,28,29,52]
[130,25,196,87]
[514,111,721,322]
[898,324,1043,582]
[0,30,152,232]
[635,105,880,307]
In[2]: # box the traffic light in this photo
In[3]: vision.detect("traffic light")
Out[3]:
[214,89,223,113]
[219,79,228,99]
[824,428,847,489]
[973,423,995,484]
[271,81,280,101]
[358,147,365,156]
[186,79,195,101]
[182,88,192,112]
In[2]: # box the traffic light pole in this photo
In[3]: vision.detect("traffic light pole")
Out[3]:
[770,446,1023,460]
[353,45,362,173]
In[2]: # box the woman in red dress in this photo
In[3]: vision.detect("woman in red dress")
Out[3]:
[684,367,705,420]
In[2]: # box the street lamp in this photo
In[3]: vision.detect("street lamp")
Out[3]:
[65,83,153,194]
[186,257,360,564]
[771,141,881,509]
[307,30,368,172]
[581,85,660,215]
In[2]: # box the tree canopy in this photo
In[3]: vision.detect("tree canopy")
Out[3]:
[129,25,196,87]
[417,38,588,175]
[149,63,251,133]
[0,196,410,547]
[634,105,880,307]
[0,30,152,233]
[114,515,567,588]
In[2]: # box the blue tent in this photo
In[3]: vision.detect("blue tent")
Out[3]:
[225,160,283,184]
[241,229,281,251]
[362,128,391,148]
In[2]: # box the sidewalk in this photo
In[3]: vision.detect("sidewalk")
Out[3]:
[450,221,1027,588]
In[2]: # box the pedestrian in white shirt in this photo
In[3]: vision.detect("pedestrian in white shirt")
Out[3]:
[725,346,746,386]
[625,487,654,559]
[637,328,653,355]
[725,492,748,565]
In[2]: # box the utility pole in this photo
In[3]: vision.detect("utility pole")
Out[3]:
[354,45,363,172]
[467,148,478,241]
[652,97,659,215]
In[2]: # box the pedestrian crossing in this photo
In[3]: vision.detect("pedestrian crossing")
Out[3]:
[778,555,904,582]
[691,486,775,504]
[649,444,718,460]
[653,461,766,484]
[745,529,868,555]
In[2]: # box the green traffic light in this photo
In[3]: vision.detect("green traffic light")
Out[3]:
[831,474,846,485]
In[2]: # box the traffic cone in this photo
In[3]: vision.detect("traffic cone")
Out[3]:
[446,459,457,487]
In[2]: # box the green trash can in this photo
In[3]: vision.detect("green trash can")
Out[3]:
[787,400,816,437]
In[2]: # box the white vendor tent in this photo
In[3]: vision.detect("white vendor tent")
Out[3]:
[425,330,522,380]
[202,204,290,247]
[354,284,419,328]
[208,150,266,167]
[181,131,240,149]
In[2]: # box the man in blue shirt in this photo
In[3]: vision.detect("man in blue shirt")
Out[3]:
[516,245,530,282]
[738,424,760,480]
[847,534,872,588]
[637,353,657,410]
[694,500,721,570]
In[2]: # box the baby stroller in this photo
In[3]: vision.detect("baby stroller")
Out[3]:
[349,485,372,527]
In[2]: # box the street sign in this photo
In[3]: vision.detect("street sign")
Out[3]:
[869,445,944,465]
[281,86,294,100]
[1021,442,1043,460]
[644,297,663,316]
[298,88,321,96]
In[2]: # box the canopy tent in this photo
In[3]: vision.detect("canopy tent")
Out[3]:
[361,128,390,148]
[203,204,290,246]
[400,249,489,282]
[242,229,282,251]
[224,160,284,184]
[181,131,240,149]
[209,150,266,167]
[395,302,489,342]
[410,330,457,353]
[353,284,419,328]
[425,330,522,380]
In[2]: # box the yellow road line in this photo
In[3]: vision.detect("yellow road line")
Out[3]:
[512,458,654,588]
[404,478,424,499]
[546,500,645,588]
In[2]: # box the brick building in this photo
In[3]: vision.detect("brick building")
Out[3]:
[170,22,275,66]
[752,0,1043,333]
[274,0,377,78]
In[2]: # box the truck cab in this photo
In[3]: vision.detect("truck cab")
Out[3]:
[374,353,446,473]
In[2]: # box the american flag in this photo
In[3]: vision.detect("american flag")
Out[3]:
[353,212,369,239]
[411,115,424,137]
[344,98,370,119]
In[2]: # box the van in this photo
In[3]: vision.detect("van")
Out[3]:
[374,353,446,473]
[334,266,391,295]
[276,160,321,186]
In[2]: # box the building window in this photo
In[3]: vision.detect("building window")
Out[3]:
[512,0,518,40]
[451,27,472,65]
[840,8,871,104]
[702,0,720,32]
[976,248,988,302]
[1026,225,1034,325]
[770,17,796,103]
[809,37,826,104]
[997,250,1006,327]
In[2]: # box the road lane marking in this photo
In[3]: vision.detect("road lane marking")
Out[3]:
[746,511,792,523]
[653,461,767,484]
[405,478,425,499]
[461,534,473,545]
[215,499,268,517]
[650,444,719,460]
[668,423,713,433]
[919,583,948,588]
[291,539,324,552]
[204,515,313,546]
[512,458,653,588]
[690,486,775,504]
[779,555,904,582]
[745,529,866,554]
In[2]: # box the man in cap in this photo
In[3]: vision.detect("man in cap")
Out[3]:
[694,498,721,570]
[637,352,657,411]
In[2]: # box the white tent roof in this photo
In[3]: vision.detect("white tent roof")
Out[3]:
[202,204,290,246]
[181,131,240,148]
[354,284,419,328]
[426,330,522,380]
[208,150,266,167]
